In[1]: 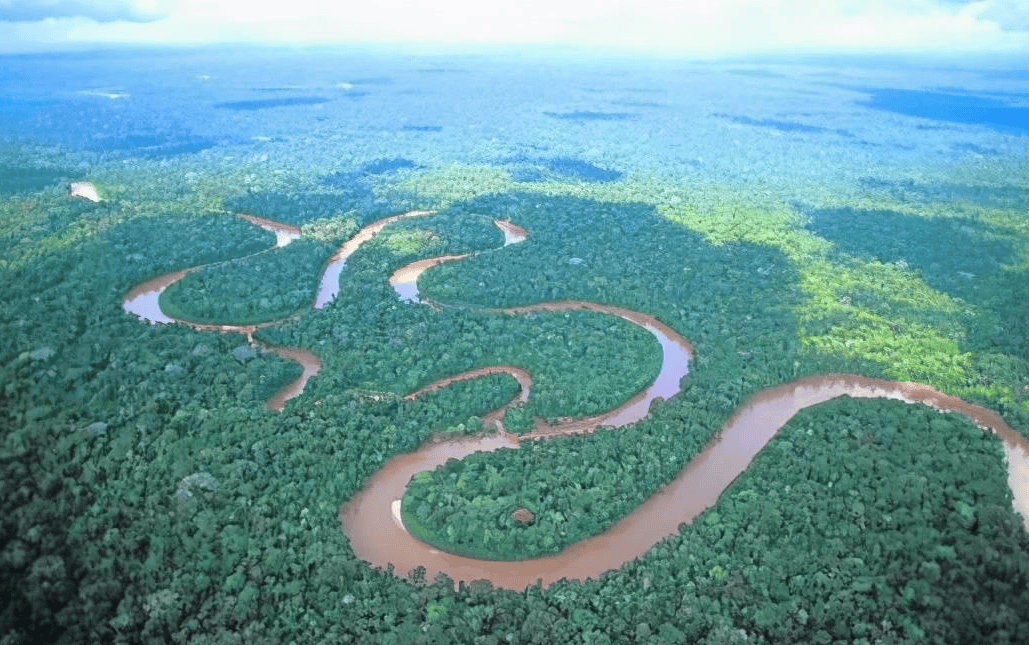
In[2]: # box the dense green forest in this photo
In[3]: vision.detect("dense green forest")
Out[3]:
[253,208,663,420]
[2,150,1029,645]
[160,238,338,324]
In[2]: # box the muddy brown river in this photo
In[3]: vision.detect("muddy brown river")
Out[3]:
[123,212,430,410]
[341,373,1029,590]
[124,210,1029,591]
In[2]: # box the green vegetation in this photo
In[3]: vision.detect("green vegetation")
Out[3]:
[394,190,1028,562]
[501,403,535,433]
[0,164,73,195]
[615,397,1029,644]
[397,194,808,558]
[106,214,276,284]
[225,190,402,227]
[160,238,337,324]
[805,204,1029,364]
[255,207,663,420]
[402,372,521,436]
[3,150,1029,645]
[403,430,667,559]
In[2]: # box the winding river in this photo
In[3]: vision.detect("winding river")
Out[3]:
[124,211,431,410]
[124,209,1029,591]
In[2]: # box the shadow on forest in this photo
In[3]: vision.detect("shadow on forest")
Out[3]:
[0,98,56,125]
[859,176,1029,209]
[320,159,418,188]
[372,191,826,561]
[501,155,622,183]
[225,191,372,226]
[425,192,811,386]
[401,125,443,132]
[0,164,73,194]
[950,142,998,156]
[716,113,852,137]
[226,181,406,226]
[355,158,418,175]
[858,88,1029,135]
[92,133,218,158]
[213,96,332,111]
[542,110,636,121]
[803,205,1029,359]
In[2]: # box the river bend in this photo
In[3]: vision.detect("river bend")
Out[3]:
[123,209,1029,591]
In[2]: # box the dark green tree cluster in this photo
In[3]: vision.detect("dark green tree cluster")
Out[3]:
[401,412,707,559]
[389,193,810,558]
[1,190,114,264]
[255,208,662,421]
[0,163,74,195]
[160,238,336,324]
[399,373,520,438]
[381,192,1029,564]
[104,214,275,284]
[639,397,1029,644]
[224,188,409,227]
[501,403,535,433]
[0,210,312,643]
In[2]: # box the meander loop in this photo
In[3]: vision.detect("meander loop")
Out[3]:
[349,225,1029,590]
[122,210,1029,591]
[123,211,434,410]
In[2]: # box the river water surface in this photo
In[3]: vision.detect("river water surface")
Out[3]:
[342,374,1029,590]
[123,212,431,410]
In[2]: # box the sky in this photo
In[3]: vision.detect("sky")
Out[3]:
[1,0,1028,56]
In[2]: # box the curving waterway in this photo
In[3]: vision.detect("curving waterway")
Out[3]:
[343,374,1029,590]
[123,211,431,410]
[124,208,1029,591]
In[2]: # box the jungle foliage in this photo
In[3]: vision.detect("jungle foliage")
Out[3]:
[804,205,1029,362]
[401,373,520,437]
[105,214,275,287]
[0,164,74,195]
[254,207,663,421]
[160,238,336,324]
[3,167,1029,645]
[2,192,114,265]
[224,188,402,228]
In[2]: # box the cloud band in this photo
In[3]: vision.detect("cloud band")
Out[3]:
[0,0,170,23]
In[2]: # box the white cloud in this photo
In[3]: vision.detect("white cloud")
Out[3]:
[0,0,171,22]
[971,0,1029,31]
[1,0,1027,55]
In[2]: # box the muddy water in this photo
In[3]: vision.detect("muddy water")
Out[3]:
[123,216,305,410]
[404,366,533,406]
[387,237,694,433]
[238,214,301,248]
[123,269,188,325]
[386,223,694,432]
[123,215,301,326]
[258,344,322,412]
[390,255,468,303]
[495,219,528,245]
[314,210,434,308]
[502,302,691,435]
[388,220,526,304]
[124,210,439,409]
[341,373,1029,590]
